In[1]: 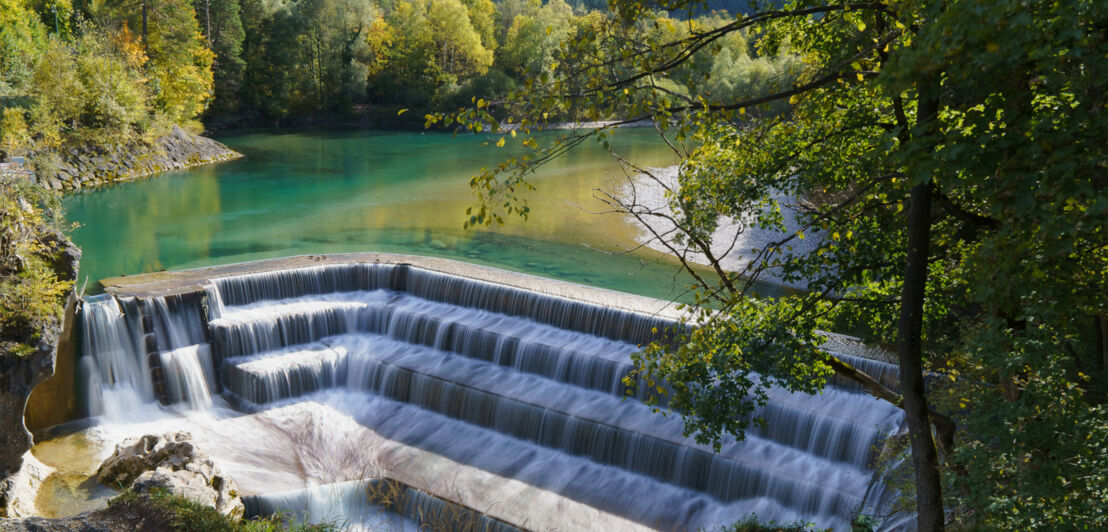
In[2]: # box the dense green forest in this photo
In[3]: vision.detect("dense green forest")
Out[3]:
[0,0,796,155]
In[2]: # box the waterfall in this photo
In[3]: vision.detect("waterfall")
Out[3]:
[77,262,906,530]
[80,295,152,420]
[79,292,216,416]
[159,344,217,409]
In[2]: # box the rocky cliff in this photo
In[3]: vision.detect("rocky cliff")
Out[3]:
[33,126,242,191]
[0,230,80,517]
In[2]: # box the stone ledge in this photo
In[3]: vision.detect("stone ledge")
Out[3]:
[101,253,691,323]
[32,126,242,192]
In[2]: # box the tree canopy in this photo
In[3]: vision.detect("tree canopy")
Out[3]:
[437,0,1108,529]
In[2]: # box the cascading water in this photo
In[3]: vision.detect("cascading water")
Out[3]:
[76,262,906,531]
[80,292,217,419]
[79,295,152,420]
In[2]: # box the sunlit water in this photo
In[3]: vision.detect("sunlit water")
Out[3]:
[62,128,741,299]
[31,264,903,530]
[33,129,837,528]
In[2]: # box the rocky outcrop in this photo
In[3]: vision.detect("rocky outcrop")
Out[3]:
[0,230,80,517]
[0,492,183,532]
[0,454,53,519]
[32,126,242,191]
[96,432,244,519]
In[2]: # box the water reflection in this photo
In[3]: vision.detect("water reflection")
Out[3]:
[64,129,776,300]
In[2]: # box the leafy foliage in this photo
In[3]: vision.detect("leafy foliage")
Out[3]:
[439,0,1108,528]
[0,174,70,351]
[0,0,214,157]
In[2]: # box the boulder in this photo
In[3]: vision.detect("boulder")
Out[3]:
[96,432,244,519]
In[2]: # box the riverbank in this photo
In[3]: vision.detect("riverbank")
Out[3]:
[30,126,241,192]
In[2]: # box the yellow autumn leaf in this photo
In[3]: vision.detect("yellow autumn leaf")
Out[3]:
[397,109,409,116]
[496,137,505,147]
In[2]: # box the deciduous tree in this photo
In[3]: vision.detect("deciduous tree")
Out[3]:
[439,0,1108,528]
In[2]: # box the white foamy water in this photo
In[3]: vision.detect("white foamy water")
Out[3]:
[70,263,904,531]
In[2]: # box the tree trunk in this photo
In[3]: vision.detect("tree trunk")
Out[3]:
[141,0,149,51]
[897,83,945,531]
[1096,315,1107,387]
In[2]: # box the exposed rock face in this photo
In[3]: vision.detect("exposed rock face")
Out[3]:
[0,231,80,517]
[0,453,54,519]
[0,493,180,532]
[0,349,57,481]
[96,432,244,519]
[32,126,242,191]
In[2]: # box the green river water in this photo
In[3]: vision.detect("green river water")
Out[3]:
[64,128,725,300]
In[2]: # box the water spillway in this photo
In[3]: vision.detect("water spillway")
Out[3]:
[77,256,905,531]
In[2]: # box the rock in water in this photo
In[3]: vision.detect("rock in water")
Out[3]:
[95,432,244,518]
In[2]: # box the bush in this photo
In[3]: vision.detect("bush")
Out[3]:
[0,107,31,153]
[0,174,70,351]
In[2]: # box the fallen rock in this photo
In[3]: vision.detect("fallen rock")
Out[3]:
[95,432,243,519]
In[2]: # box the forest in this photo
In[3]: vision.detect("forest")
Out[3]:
[1,0,1105,531]
[0,0,796,154]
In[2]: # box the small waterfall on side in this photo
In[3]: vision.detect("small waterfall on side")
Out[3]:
[79,295,152,419]
[77,262,906,530]
[79,292,217,417]
[159,344,217,409]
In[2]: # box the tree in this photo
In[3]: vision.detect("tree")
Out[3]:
[426,0,493,81]
[437,0,1108,528]
[94,0,214,126]
[498,0,573,78]
[193,0,246,115]
[236,0,372,116]
[0,0,45,105]
[365,0,491,107]
[297,0,373,109]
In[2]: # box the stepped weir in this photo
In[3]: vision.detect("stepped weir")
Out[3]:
[76,254,905,531]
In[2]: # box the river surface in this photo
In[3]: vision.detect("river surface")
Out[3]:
[63,128,732,299]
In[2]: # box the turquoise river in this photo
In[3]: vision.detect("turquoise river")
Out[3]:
[64,128,745,300]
